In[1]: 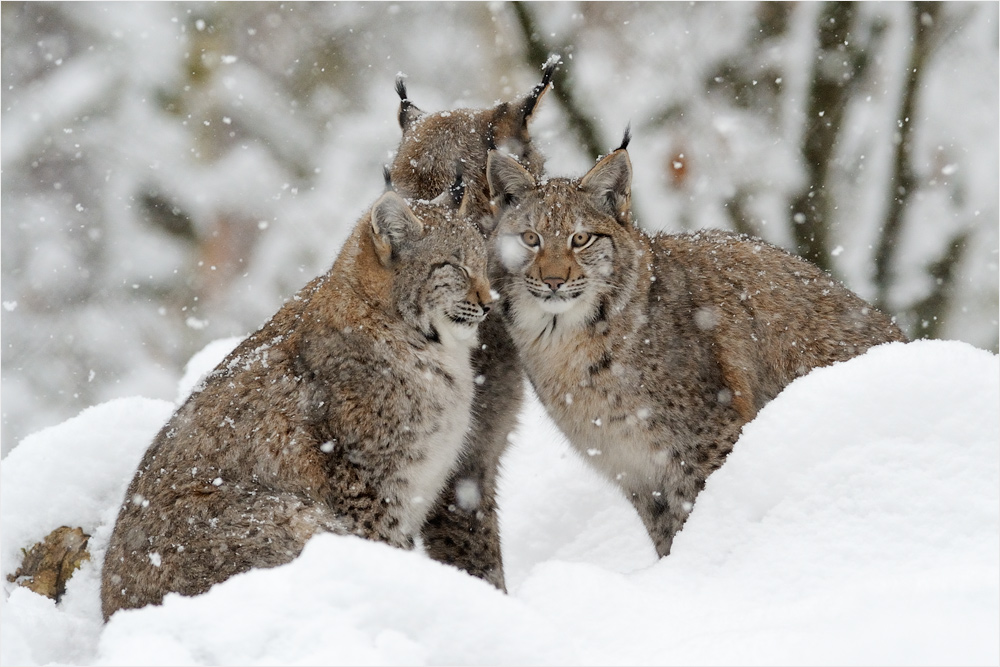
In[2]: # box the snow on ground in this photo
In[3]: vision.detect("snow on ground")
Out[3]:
[1,338,997,666]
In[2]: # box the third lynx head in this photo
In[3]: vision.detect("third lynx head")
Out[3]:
[390,56,558,220]
[486,132,906,557]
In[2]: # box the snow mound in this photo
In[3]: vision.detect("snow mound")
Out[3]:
[1,397,176,575]
[96,534,576,666]
[2,338,997,666]
[1,397,176,666]
[512,340,999,665]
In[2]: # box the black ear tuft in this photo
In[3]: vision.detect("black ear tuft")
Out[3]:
[484,125,499,152]
[382,165,394,192]
[540,54,560,87]
[618,124,632,152]
[396,75,424,130]
[521,54,560,118]
[448,164,466,209]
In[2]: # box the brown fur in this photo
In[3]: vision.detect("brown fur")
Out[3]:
[391,59,554,221]
[388,59,556,591]
[486,144,906,557]
[101,190,492,620]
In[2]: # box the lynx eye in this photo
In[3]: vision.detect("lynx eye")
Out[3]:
[520,231,540,249]
[571,231,594,249]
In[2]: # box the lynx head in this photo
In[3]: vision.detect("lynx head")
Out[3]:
[367,182,493,346]
[389,56,558,221]
[486,129,640,335]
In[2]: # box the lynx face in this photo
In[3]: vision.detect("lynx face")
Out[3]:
[371,193,493,347]
[487,147,640,336]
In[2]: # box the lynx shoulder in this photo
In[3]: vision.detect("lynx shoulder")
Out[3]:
[100,188,492,620]
[486,136,906,557]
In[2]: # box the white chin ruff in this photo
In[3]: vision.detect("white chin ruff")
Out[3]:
[537,296,579,314]
[438,319,480,344]
[450,322,479,341]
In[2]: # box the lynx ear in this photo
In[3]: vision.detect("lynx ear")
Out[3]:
[519,54,559,121]
[395,76,425,131]
[453,169,477,220]
[580,131,633,225]
[429,165,466,210]
[487,151,536,211]
[370,191,423,266]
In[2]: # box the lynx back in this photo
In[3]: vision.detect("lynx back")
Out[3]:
[101,188,492,620]
[486,136,906,557]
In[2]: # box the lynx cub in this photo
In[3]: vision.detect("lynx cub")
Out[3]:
[101,187,492,620]
[486,133,906,557]
[387,59,555,590]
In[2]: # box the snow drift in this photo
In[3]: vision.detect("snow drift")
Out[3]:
[2,338,997,665]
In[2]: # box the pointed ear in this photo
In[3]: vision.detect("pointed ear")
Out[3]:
[518,55,558,122]
[457,179,475,220]
[430,165,465,209]
[487,151,536,211]
[580,148,632,225]
[489,55,557,147]
[370,191,423,266]
[395,76,425,131]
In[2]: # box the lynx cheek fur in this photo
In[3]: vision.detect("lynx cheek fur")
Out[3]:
[486,135,907,558]
[101,188,492,620]
[386,60,555,591]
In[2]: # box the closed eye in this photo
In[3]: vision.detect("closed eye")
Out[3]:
[428,261,470,283]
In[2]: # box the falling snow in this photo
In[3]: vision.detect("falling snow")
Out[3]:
[1,3,998,665]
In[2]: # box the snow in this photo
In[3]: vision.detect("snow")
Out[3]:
[2,337,996,665]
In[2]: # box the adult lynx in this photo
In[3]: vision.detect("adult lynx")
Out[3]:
[486,134,906,557]
[387,59,555,590]
[101,187,492,619]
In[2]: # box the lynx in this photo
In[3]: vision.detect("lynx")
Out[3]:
[485,132,907,557]
[101,185,492,620]
[387,59,555,590]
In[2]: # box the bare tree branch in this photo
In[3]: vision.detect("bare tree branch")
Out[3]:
[510,1,607,160]
[909,230,969,340]
[873,2,943,311]
[790,2,878,273]
[724,188,762,238]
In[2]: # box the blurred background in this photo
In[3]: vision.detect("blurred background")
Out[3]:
[2,1,997,455]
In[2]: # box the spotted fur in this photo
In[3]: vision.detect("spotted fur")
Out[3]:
[387,58,557,591]
[101,190,492,620]
[487,142,906,557]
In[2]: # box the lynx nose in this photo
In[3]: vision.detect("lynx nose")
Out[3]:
[542,276,565,292]
[473,282,494,317]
